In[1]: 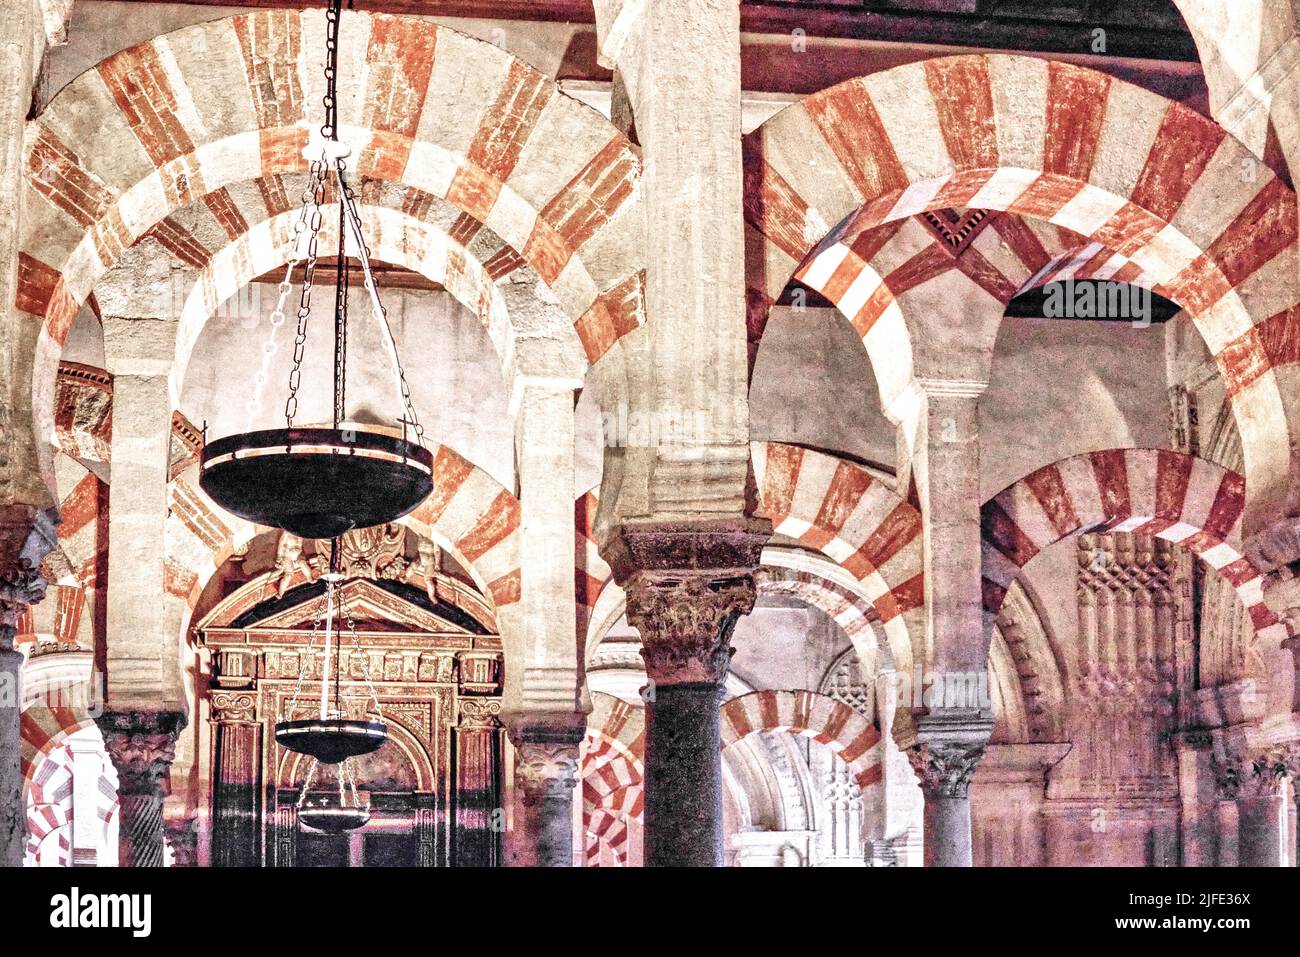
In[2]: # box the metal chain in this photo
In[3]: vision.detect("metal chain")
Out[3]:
[284,160,329,426]
[338,170,426,446]
[296,758,320,810]
[286,616,323,719]
[342,595,383,718]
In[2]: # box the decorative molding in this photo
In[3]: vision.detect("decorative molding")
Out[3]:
[917,208,994,259]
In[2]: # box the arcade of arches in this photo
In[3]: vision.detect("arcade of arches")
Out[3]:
[4,0,1300,868]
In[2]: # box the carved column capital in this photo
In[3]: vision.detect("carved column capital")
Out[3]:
[625,573,757,685]
[0,559,46,644]
[1212,748,1295,801]
[513,740,581,806]
[210,691,257,724]
[905,715,994,799]
[906,741,988,798]
[508,719,583,806]
[96,711,186,796]
[459,698,502,729]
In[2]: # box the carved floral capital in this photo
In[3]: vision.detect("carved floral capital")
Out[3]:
[1213,746,1298,801]
[624,573,757,685]
[0,559,48,641]
[906,741,988,798]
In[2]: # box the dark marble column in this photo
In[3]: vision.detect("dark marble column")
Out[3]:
[0,512,58,867]
[211,691,261,867]
[906,716,993,867]
[625,574,758,867]
[508,718,583,866]
[96,710,186,867]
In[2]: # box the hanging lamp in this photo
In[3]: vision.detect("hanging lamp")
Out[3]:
[199,0,431,541]
[296,756,372,834]
[275,540,388,767]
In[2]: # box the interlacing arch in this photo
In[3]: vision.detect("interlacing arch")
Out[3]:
[580,693,644,867]
[577,689,884,865]
[750,441,923,667]
[775,212,1164,417]
[175,194,525,391]
[981,448,1288,645]
[745,54,1300,536]
[19,8,645,495]
[720,690,885,790]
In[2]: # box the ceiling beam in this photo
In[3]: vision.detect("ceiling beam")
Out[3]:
[106,0,1198,61]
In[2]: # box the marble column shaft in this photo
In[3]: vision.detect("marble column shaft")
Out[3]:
[625,573,757,867]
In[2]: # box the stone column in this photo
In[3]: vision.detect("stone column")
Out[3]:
[96,710,185,867]
[100,307,184,712]
[1,0,50,515]
[906,715,994,867]
[624,572,758,867]
[507,719,582,867]
[512,370,582,715]
[592,0,752,518]
[0,512,57,867]
[1215,749,1295,867]
[210,690,261,867]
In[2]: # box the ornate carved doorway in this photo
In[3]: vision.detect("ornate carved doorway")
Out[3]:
[196,526,505,866]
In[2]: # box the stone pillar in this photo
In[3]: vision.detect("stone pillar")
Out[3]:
[100,308,184,711]
[210,690,261,867]
[904,382,990,682]
[592,0,752,517]
[624,572,759,867]
[0,512,57,867]
[906,715,994,867]
[512,372,582,715]
[96,710,185,867]
[1,0,49,514]
[68,735,104,866]
[507,719,582,867]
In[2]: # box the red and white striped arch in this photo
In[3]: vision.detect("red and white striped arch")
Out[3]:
[721,690,884,790]
[580,693,644,867]
[759,565,880,647]
[24,734,120,867]
[575,486,612,646]
[746,54,1300,536]
[751,441,924,661]
[25,747,73,866]
[981,448,1287,643]
[20,9,644,493]
[176,199,519,389]
[163,442,523,611]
